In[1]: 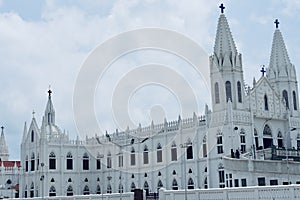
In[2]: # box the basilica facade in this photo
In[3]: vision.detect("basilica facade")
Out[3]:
[19,4,300,198]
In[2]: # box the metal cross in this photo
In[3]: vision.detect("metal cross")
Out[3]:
[274,19,279,29]
[260,66,266,76]
[219,3,225,14]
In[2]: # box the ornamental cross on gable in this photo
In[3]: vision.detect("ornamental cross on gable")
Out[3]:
[260,66,266,76]
[219,3,225,14]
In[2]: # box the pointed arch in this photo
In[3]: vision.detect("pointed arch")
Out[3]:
[204,177,208,189]
[157,143,162,162]
[67,185,73,196]
[83,152,89,170]
[144,181,149,195]
[83,185,89,195]
[283,90,289,108]
[118,184,124,193]
[31,152,35,171]
[237,81,242,103]
[30,182,34,198]
[107,184,112,194]
[49,185,56,197]
[131,147,136,166]
[225,81,232,102]
[31,130,34,142]
[131,182,136,192]
[49,152,56,170]
[187,178,194,189]
[171,141,177,161]
[293,91,297,110]
[96,184,101,194]
[143,145,149,164]
[186,138,193,159]
[157,180,163,189]
[277,131,283,148]
[107,151,112,168]
[215,82,220,104]
[264,94,269,110]
[172,179,178,190]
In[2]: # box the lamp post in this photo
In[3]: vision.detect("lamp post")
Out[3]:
[104,132,148,200]
[180,143,188,200]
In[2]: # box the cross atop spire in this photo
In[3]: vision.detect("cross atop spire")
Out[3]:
[260,65,266,76]
[32,110,35,118]
[48,87,52,98]
[0,126,3,132]
[274,19,279,29]
[219,3,225,14]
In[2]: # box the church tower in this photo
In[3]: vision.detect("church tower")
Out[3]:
[210,4,245,113]
[45,89,56,125]
[266,19,299,116]
[0,127,9,161]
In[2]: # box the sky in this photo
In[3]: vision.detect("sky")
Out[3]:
[0,0,300,160]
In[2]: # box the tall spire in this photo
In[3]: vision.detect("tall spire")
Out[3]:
[0,126,9,161]
[213,4,238,66]
[267,19,296,80]
[45,88,55,125]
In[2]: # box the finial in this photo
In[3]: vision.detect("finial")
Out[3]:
[274,19,279,29]
[260,65,266,76]
[219,3,225,14]
[1,126,3,132]
[48,85,52,97]
[32,110,35,118]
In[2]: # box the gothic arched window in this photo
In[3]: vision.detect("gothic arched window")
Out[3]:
[171,142,177,161]
[215,82,220,104]
[31,153,35,171]
[225,81,232,102]
[49,152,56,170]
[66,152,73,170]
[188,178,194,189]
[67,185,73,196]
[283,90,289,108]
[293,91,297,110]
[83,153,89,170]
[186,139,193,160]
[49,186,56,197]
[172,179,178,190]
[237,81,242,103]
[157,143,162,163]
[131,182,136,192]
[157,180,163,190]
[83,185,89,195]
[143,145,149,164]
[131,147,136,166]
[264,95,269,110]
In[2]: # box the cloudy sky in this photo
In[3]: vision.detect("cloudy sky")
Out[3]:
[0,0,300,159]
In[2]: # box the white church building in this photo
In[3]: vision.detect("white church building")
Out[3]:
[19,3,300,198]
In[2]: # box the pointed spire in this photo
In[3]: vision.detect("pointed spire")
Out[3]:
[22,122,27,142]
[45,88,55,125]
[268,20,294,80]
[0,127,9,161]
[214,6,238,65]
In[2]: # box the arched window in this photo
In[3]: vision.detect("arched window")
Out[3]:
[157,143,162,163]
[50,178,55,182]
[68,178,72,182]
[83,185,89,195]
[204,177,208,189]
[84,178,88,182]
[218,164,225,188]
[31,130,34,142]
[157,180,163,190]
[49,152,56,170]
[277,131,283,148]
[25,155,28,172]
[172,179,178,190]
[143,145,149,164]
[188,168,193,173]
[171,142,177,161]
[107,152,112,168]
[283,90,289,108]
[225,81,232,102]
[172,170,176,175]
[254,128,259,149]
[31,153,35,171]
[158,171,161,176]
[215,82,220,104]
[187,178,194,189]
[263,125,273,149]
[30,182,34,198]
[186,139,193,159]
[83,153,89,170]
[25,185,28,198]
[264,95,269,110]
[118,184,123,193]
[49,186,56,197]
[203,136,207,157]
[131,182,136,192]
[66,152,73,170]
[67,185,73,196]
[293,91,297,110]
[240,128,246,153]
[107,184,112,193]
[97,153,102,170]
[144,181,149,195]
[217,132,223,154]
[131,147,136,166]
[237,81,242,103]
[96,185,101,194]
